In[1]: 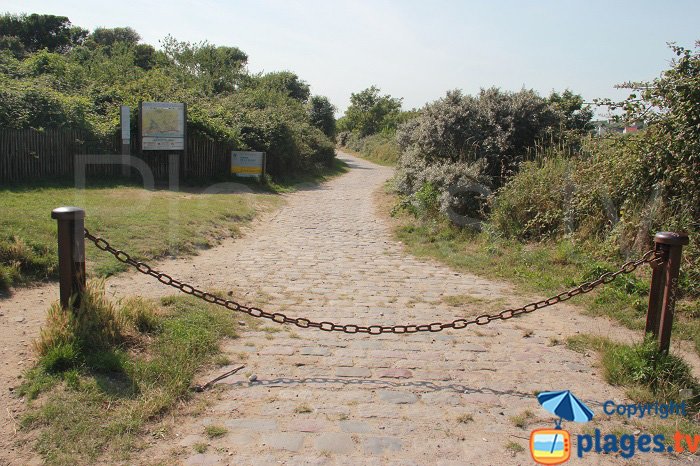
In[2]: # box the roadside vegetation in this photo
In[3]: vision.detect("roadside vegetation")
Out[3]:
[0,156,349,291]
[367,42,700,437]
[18,282,254,465]
[361,42,700,358]
[0,13,338,177]
[0,12,341,290]
[567,335,699,439]
[336,86,416,166]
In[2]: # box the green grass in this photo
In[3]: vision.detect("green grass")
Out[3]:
[204,425,228,439]
[386,195,700,355]
[567,335,699,411]
[505,440,525,454]
[341,146,398,166]
[264,158,349,192]
[0,158,348,292]
[19,284,253,465]
[340,132,401,166]
[0,178,281,290]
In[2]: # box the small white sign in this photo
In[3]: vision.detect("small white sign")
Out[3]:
[231,151,265,177]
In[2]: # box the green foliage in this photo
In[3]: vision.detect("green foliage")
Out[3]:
[120,297,161,333]
[490,154,573,240]
[252,71,310,102]
[548,89,594,135]
[0,13,335,177]
[338,86,403,137]
[492,43,699,297]
[87,27,140,48]
[567,335,699,410]
[0,13,87,55]
[34,281,126,361]
[307,95,336,139]
[397,87,567,184]
[40,342,81,374]
[394,182,440,219]
[160,35,248,95]
[345,132,402,166]
[391,87,588,226]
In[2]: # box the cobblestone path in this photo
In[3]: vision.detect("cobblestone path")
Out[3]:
[123,152,680,466]
[3,151,684,465]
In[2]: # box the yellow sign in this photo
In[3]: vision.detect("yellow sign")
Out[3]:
[231,165,263,174]
[231,151,265,177]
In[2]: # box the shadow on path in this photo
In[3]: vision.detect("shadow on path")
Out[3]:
[222,376,534,399]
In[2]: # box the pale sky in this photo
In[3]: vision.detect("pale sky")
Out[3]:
[2,0,699,116]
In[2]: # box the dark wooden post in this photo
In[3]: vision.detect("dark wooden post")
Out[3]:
[645,232,689,353]
[120,105,131,178]
[51,207,86,310]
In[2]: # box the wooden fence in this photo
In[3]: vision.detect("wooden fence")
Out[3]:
[0,128,233,183]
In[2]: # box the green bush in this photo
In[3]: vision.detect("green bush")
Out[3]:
[342,132,401,166]
[490,132,698,297]
[490,155,573,240]
[0,13,336,178]
[603,338,699,408]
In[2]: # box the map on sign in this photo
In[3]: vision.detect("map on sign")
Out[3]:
[140,102,185,150]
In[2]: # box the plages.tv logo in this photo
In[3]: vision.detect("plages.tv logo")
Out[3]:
[529,390,594,465]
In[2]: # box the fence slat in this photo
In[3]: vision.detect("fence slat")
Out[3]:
[0,128,231,183]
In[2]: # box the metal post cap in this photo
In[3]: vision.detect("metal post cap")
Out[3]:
[654,232,689,246]
[51,206,85,220]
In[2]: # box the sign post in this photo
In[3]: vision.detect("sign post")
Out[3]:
[231,151,266,179]
[120,105,131,177]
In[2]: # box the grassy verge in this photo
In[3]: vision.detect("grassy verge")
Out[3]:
[567,335,699,440]
[0,179,280,289]
[18,282,256,465]
[264,157,349,192]
[380,187,700,356]
[340,136,400,166]
[0,158,348,291]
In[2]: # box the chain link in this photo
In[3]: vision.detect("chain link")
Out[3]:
[84,228,664,335]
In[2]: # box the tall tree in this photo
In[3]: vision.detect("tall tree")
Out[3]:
[340,86,402,137]
[87,27,140,47]
[0,13,87,54]
[307,95,336,139]
[548,89,593,133]
[256,71,311,102]
[161,35,248,94]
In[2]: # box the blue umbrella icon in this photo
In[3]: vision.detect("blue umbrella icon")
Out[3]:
[537,390,594,428]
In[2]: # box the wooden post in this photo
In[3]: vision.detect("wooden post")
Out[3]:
[51,207,86,311]
[120,105,131,177]
[182,102,188,180]
[646,232,689,353]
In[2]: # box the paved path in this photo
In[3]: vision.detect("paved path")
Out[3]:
[120,152,681,466]
[2,151,688,465]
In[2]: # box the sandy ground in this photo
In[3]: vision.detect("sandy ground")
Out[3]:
[1,151,697,465]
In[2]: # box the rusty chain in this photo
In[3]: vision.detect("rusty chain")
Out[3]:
[84,228,664,335]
